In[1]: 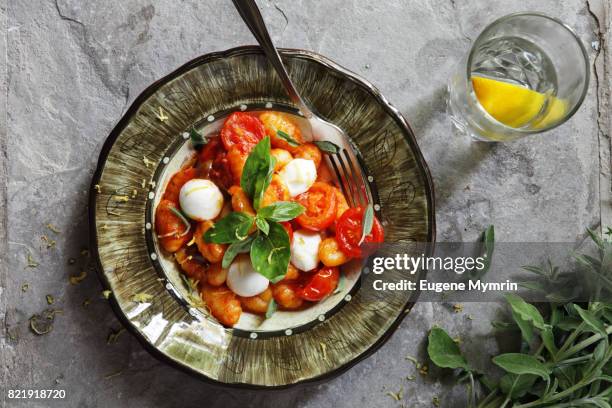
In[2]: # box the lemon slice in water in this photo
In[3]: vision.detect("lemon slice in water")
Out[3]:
[471,76,567,129]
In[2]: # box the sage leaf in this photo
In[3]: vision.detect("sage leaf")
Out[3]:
[541,327,557,357]
[333,273,346,295]
[470,225,495,279]
[506,294,545,330]
[250,221,290,282]
[222,235,255,269]
[257,201,305,222]
[512,308,534,343]
[189,127,207,150]
[276,130,300,147]
[313,140,340,154]
[427,327,470,370]
[499,373,537,398]
[204,212,254,244]
[492,353,551,379]
[574,304,607,336]
[358,204,374,245]
[265,298,277,319]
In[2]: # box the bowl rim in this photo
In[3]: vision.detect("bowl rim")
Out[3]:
[88,45,437,390]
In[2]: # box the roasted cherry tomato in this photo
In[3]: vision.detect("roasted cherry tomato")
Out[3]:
[336,206,384,258]
[197,138,233,190]
[162,167,197,203]
[155,199,192,252]
[220,112,265,153]
[280,221,293,243]
[295,182,337,231]
[298,266,340,301]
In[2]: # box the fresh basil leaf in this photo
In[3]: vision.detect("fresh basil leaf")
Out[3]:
[257,202,305,222]
[241,137,272,202]
[250,221,290,282]
[204,212,254,244]
[313,140,340,154]
[265,298,277,319]
[189,127,208,150]
[492,353,551,379]
[506,294,546,330]
[222,234,255,268]
[276,130,300,147]
[574,304,607,336]
[256,217,270,235]
[427,327,470,370]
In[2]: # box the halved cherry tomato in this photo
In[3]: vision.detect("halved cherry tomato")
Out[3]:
[336,206,384,258]
[155,199,192,252]
[295,182,337,231]
[162,167,197,203]
[298,266,340,301]
[220,112,265,153]
[280,221,293,243]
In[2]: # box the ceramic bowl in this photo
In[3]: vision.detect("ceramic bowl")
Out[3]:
[89,46,435,388]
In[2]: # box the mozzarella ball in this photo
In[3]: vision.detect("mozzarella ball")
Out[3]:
[179,179,224,221]
[227,254,269,297]
[290,229,322,271]
[278,158,317,197]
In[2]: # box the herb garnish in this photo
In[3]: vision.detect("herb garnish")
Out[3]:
[251,222,291,283]
[265,298,277,319]
[275,129,341,154]
[358,204,374,245]
[26,253,39,268]
[106,328,125,345]
[276,130,300,147]
[69,270,87,285]
[189,127,208,150]
[46,223,61,233]
[29,309,60,335]
[313,140,340,154]
[205,137,304,282]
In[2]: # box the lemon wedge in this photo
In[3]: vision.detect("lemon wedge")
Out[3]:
[471,76,567,129]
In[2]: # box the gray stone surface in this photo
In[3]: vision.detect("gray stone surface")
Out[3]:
[1,0,610,407]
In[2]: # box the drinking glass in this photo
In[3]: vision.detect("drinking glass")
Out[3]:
[448,12,590,142]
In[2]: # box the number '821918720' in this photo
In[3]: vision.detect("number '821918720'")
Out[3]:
[7,389,66,399]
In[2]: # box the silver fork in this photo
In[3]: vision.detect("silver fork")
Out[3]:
[231,0,370,208]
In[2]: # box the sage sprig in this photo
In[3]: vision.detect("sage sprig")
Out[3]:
[427,229,612,408]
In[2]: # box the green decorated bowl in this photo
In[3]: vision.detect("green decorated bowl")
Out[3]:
[89,46,435,388]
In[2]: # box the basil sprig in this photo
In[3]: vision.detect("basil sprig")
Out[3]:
[204,137,305,281]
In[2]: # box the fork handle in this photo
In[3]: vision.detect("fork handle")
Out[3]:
[231,0,314,118]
